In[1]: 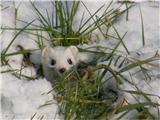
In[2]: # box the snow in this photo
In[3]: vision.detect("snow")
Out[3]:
[0,1,159,119]
[0,72,61,120]
[0,1,15,53]
[108,1,159,52]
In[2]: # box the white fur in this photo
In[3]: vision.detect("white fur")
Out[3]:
[41,46,81,83]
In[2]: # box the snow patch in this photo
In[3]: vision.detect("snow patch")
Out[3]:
[0,73,60,119]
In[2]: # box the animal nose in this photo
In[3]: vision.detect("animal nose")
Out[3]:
[59,68,66,73]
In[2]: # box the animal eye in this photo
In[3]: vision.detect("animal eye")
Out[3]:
[50,59,56,66]
[67,58,72,65]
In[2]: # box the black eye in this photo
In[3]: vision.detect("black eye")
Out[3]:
[50,59,56,66]
[67,58,72,65]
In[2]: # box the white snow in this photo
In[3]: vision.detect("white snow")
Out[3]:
[108,1,159,52]
[0,1,159,119]
[0,72,61,120]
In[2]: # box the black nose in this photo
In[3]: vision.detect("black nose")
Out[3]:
[59,68,66,73]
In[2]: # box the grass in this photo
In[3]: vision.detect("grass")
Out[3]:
[139,5,145,47]
[51,66,118,120]
[1,1,160,120]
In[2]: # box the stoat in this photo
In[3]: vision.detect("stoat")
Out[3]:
[30,45,95,84]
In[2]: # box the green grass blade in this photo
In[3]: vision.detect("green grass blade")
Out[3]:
[105,32,127,61]
[117,102,159,113]
[78,2,105,32]
[110,22,130,54]
[119,56,159,73]
[31,2,50,27]
[123,90,160,98]
[139,5,145,47]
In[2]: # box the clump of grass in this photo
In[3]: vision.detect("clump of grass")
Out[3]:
[2,1,132,46]
[52,65,119,120]
[30,1,84,46]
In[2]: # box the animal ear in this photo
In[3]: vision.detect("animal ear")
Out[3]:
[42,47,52,57]
[41,46,53,64]
[65,46,79,62]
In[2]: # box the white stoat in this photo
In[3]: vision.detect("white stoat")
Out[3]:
[30,46,94,84]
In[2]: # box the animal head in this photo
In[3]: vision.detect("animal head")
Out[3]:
[41,46,79,75]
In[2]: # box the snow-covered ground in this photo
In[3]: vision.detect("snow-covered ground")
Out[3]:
[0,1,159,119]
